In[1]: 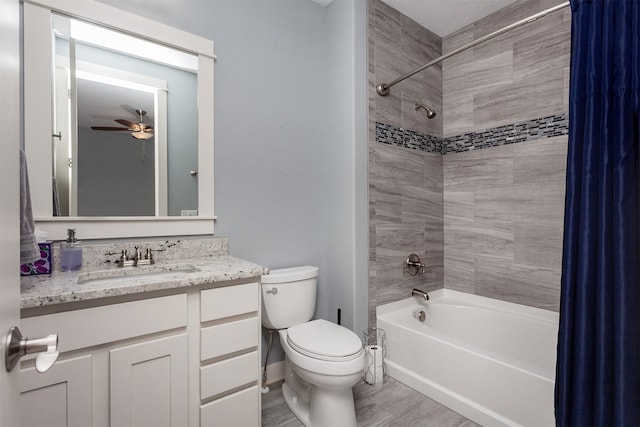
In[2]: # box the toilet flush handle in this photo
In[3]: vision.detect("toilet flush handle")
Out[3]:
[266,287,278,295]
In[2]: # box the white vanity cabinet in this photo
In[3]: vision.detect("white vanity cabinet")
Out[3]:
[19,278,262,427]
[20,355,93,426]
[110,333,189,427]
[199,282,261,426]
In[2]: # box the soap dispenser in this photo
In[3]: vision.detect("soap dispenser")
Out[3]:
[60,229,82,271]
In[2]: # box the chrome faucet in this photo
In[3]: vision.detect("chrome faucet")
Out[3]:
[105,246,166,267]
[411,288,429,301]
[112,246,156,267]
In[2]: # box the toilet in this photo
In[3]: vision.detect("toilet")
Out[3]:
[261,266,364,427]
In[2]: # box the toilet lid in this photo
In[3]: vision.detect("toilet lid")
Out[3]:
[287,319,362,362]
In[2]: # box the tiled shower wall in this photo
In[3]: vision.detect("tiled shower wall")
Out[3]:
[442,0,571,136]
[442,0,570,311]
[368,0,571,325]
[368,0,444,327]
[443,138,567,311]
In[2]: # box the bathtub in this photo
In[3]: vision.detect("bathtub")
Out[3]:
[376,289,559,427]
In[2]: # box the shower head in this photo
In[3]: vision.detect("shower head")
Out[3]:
[415,103,436,119]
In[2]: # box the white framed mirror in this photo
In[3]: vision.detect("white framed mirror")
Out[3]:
[23,0,215,240]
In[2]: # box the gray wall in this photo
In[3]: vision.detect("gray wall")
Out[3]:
[325,0,369,334]
[367,0,569,323]
[443,139,567,311]
[77,127,155,216]
[74,42,199,216]
[442,0,570,311]
[442,0,570,136]
[97,0,369,363]
[368,0,444,327]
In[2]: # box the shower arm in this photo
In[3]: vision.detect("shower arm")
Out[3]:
[376,1,570,96]
[415,103,436,119]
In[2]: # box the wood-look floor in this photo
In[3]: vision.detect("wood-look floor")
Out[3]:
[262,377,479,427]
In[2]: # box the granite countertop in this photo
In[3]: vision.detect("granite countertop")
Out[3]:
[21,255,268,309]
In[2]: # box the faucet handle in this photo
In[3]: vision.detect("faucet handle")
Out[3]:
[405,254,425,276]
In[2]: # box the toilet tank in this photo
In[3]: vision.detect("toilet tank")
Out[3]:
[261,266,318,329]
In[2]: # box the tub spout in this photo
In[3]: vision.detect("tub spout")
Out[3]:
[411,288,429,301]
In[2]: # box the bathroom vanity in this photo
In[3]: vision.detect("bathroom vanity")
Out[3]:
[16,1,262,423]
[19,238,267,427]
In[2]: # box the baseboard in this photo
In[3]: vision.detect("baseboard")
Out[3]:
[264,360,285,385]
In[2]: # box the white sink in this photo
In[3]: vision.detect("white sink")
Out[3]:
[76,264,200,285]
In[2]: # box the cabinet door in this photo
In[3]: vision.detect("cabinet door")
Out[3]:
[110,334,188,427]
[20,355,93,427]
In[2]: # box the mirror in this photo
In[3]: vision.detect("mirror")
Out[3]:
[24,0,215,239]
[53,14,198,217]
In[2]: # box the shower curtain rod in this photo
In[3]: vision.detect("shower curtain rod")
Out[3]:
[376,1,570,96]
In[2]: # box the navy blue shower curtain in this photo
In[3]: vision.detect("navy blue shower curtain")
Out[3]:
[555,0,640,426]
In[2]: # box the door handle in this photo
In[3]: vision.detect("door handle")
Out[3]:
[5,327,59,373]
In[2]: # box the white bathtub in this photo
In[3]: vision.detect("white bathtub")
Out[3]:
[376,289,559,427]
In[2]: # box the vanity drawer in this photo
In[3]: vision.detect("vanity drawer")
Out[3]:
[201,317,259,361]
[200,282,259,322]
[200,386,259,427]
[21,294,187,353]
[200,351,259,399]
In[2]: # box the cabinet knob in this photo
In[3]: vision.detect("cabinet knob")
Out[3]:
[5,326,59,373]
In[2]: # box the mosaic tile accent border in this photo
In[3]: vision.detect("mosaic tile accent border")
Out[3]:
[445,113,569,153]
[375,112,569,155]
[376,122,445,154]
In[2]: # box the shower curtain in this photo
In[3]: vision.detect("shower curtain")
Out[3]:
[555,0,640,426]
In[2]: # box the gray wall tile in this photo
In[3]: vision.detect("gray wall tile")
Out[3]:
[440,0,569,312]
[442,0,570,136]
[368,0,444,325]
[474,258,561,311]
[443,138,567,312]
[514,136,568,183]
[369,0,569,324]
[443,249,475,293]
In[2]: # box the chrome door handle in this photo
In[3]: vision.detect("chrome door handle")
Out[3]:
[5,327,59,373]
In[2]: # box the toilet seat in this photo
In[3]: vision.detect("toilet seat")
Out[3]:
[287,319,363,362]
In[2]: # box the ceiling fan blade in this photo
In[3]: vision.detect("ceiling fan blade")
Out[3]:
[140,124,154,131]
[91,126,131,131]
[115,119,136,128]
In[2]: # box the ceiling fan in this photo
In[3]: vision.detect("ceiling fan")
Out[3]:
[91,108,154,140]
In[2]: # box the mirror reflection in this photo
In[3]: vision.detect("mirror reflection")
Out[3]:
[52,14,199,217]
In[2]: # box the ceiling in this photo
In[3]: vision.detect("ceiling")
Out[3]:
[381,0,520,37]
[76,78,154,130]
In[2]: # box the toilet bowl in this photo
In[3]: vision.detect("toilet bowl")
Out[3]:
[261,266,364,427]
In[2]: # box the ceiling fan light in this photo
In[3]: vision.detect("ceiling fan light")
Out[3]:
[131,130,153,140]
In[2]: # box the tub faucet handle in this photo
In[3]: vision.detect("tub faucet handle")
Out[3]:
[405,254,425,275]
[411,288,429,301]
